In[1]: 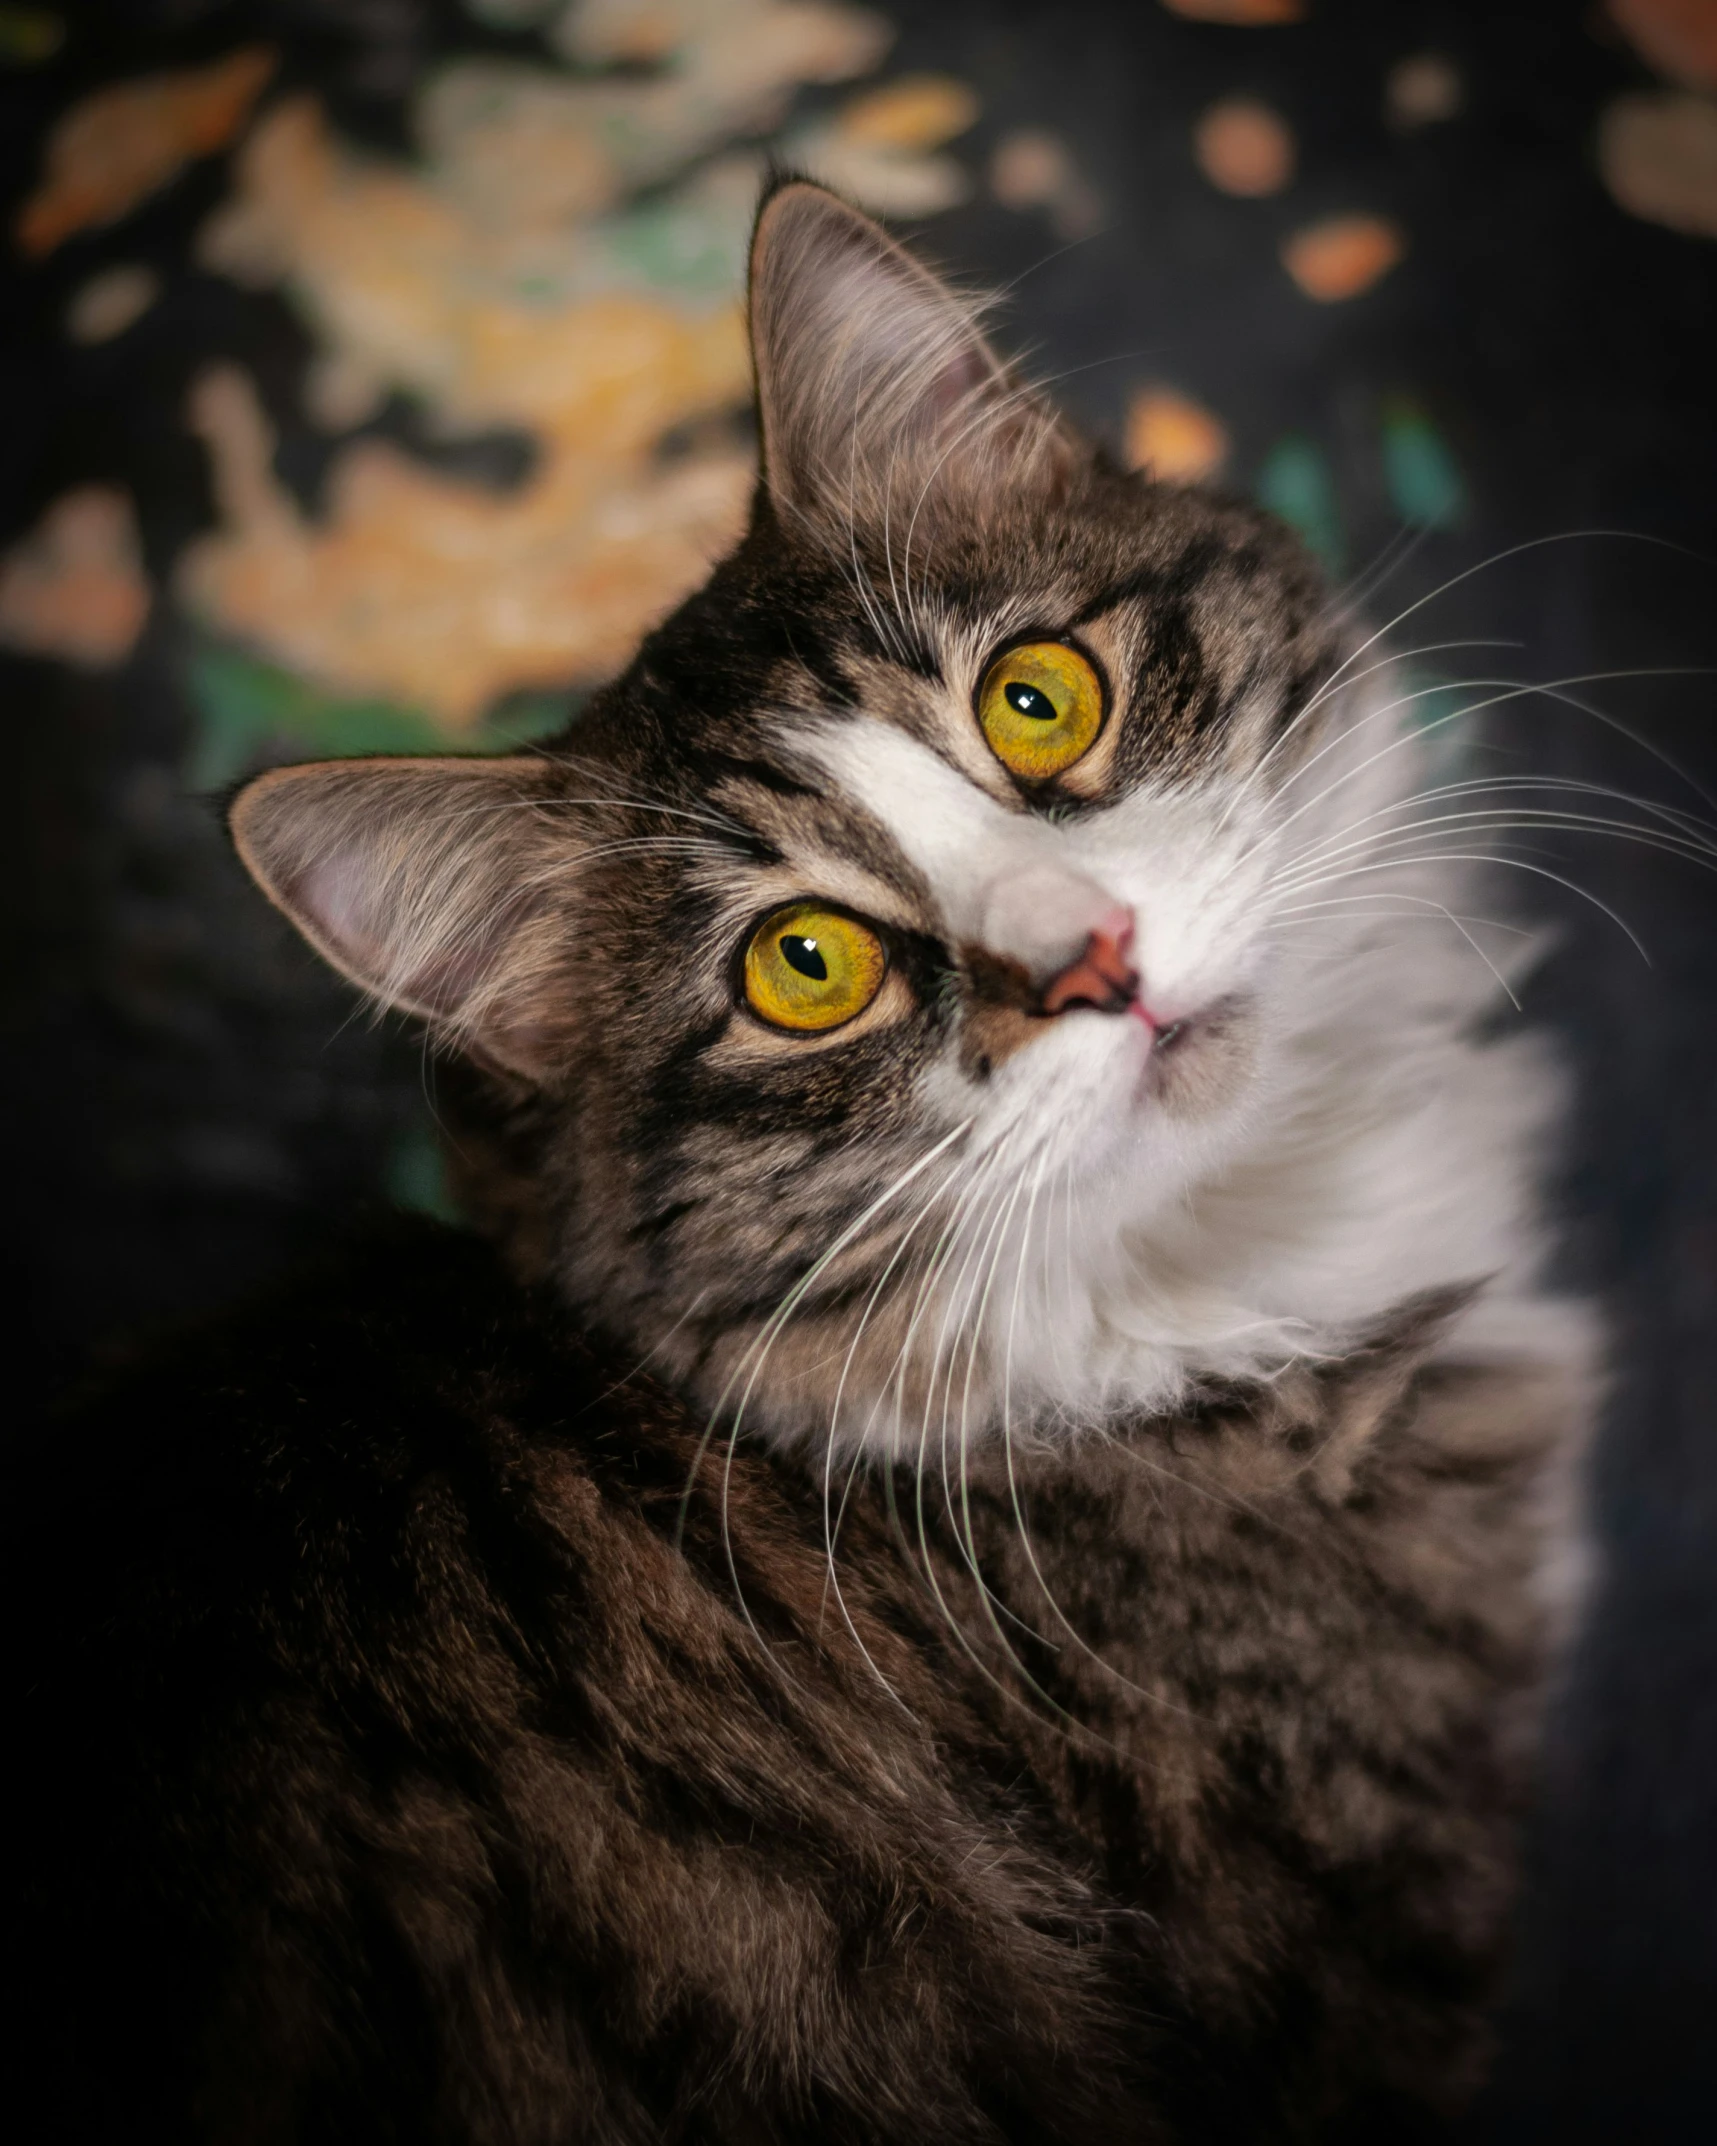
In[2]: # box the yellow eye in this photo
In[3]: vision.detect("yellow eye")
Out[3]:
[977,640,1103,780]
[743,903,886,1033]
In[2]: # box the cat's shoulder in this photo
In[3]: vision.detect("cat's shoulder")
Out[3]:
[5,1217,687,1669]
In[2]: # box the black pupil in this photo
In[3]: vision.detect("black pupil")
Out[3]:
[781,935,828,981]
[1005,680,1057,722]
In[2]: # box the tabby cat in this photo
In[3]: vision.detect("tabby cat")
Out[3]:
[10,181,1597,2144]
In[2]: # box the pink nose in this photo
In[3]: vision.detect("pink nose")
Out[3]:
[1040,914,1138,1017]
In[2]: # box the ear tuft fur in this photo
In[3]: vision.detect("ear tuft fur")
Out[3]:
[748,179,1076,538]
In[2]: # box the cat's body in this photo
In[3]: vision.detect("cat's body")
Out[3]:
[9,181,1599,2141]
[13,1219,1579,2145]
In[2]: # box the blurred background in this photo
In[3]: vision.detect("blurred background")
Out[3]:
[3,0,1715,2132]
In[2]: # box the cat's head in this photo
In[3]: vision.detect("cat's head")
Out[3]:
[233,181,1527,1451]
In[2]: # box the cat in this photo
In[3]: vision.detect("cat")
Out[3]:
[8,179,1598,2144]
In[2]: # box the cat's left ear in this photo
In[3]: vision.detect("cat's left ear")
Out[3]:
[748,178,1078,538]
[230,754,575,1084]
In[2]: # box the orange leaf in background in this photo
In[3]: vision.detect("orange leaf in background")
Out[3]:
[1600,91,1717,237]
[1385,53,1464,130]
[1161,0,1306,24]
[989,128,1105,238]
[0,487,151,668]
[836,74,979,151]
[1124,389,1230,483]
[66,262,161,344]
[1194,98,1295,194]
[16,46,275,257]
[991,129,1073,208]
[179,364,753,727]
[1281,214,1406,300]
[1610,0,1717,90]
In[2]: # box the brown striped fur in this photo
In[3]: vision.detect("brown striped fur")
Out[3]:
[8,181,1598,2143]
[12,1223,1579,2142]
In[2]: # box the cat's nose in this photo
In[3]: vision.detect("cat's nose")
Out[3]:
[1039,908,1138,1018]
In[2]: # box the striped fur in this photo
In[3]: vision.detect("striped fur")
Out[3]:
[188,179,1604,2136]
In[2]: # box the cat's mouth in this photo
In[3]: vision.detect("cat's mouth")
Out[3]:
[1130,992,1251,1113]
[1132,1000,1187,1051]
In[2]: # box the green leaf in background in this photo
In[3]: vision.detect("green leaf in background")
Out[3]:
[185,641,571,790]
[1381,399,1466,531]
[0,6,63,65]
[1256,435,1344,572]
[1391,663,1480,781]
[385,1117,462,1223]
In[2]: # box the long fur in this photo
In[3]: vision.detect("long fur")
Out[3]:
[11,181,1604,2142]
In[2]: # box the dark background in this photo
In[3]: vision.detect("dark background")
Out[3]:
[3,2,1714,2135]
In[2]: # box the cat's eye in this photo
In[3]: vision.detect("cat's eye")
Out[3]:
[743,902,886,1033]
[977,641,1104,780]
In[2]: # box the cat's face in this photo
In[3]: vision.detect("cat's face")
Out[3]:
[235,183,1459,1451]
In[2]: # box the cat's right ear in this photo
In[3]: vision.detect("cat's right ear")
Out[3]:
[748,178,1074,537]
[230,754,573,1084]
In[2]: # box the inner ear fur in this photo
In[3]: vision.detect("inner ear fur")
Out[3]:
[230,754,573,1083]
[748,178,1077,538]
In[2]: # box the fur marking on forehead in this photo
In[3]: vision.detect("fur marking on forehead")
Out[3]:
[803,718,1123,984]
[803,720,1034,934]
